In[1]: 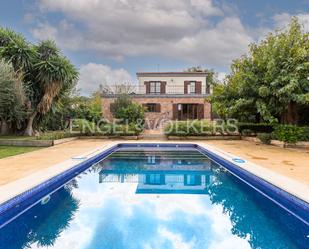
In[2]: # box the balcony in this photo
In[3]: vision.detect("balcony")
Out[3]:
[101,84,210,98]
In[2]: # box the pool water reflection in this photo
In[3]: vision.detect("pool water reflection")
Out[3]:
[0,149,308,249]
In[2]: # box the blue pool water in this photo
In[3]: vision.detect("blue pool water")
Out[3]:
[0,148,308,249]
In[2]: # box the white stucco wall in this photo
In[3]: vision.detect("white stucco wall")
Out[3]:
[137,75,208,94]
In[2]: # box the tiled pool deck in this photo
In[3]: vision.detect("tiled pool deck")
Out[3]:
[0,139,308,205]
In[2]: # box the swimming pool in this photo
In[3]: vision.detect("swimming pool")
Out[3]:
[0,143,308,249]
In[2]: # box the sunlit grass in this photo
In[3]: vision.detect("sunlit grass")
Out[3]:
[0,146,41,159]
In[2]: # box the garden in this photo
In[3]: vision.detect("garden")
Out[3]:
[0,28,145,145]
[165,18,309,147]
[0,17,309,153]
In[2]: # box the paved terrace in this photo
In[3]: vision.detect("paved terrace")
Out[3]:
[0,139,308,186]
[0,139,308,194]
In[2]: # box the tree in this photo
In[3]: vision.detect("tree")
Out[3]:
[110,94,145,124]
[38,90,103,131]
[0,28,78,135]
[0,60,26,134]
[209,17,309,124]
[185,66,218,89]
[101,82,136,94]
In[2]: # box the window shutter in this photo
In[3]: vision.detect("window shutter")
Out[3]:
[144,81,150,94]
[172,104,178,120]
[197,104,204,119]
[184,81,190,94]
[156,104,161,112]
[196,81,202,94]
[206,83,210,94]
[160,81,166,94]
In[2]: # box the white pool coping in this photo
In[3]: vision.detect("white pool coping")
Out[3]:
[0,141,308,206]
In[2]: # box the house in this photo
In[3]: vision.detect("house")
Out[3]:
[101,71,212,128]
[98,152,214,194]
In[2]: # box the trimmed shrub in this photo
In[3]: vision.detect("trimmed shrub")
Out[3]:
[300,127,309,141]
[238,123,274,135]
[257,133,272,144]
[71,119,96,135]
[36,131,76,140]
[71,119,143,136]
[273,125,303,144]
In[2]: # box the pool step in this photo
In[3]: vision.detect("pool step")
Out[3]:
[141,133,167,140]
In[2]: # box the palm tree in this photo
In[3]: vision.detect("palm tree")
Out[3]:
[0,28,78,136]
[24,41,78,135]
[0,28,35,73]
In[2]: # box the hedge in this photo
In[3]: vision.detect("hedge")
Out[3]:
[164,120,238,136]
[273,125,306,144]
[238,123,274,135]
[72,119,143,136]
[301,126,309,141]
[36,131,77,140]
[240,123,309,143]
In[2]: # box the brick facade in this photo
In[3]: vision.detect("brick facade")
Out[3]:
[102,96,212,128]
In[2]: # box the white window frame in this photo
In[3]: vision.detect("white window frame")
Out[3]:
[189,81,196,94]
[149,81,161,94]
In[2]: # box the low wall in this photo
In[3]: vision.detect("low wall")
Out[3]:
[0,140,53,147]
[79,135,141,140]
[0,137,78,147]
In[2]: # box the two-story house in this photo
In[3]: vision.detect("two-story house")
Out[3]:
[102,71,212,127]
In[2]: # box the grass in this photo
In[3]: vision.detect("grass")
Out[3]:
[0,146,41,159]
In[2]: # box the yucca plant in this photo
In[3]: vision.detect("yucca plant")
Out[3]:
[0,28,78,136]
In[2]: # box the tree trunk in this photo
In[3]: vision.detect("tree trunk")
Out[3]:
[282,102,298,124]
[0,120,9,135]
[24,112,37,136]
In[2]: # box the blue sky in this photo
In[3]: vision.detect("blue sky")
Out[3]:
[1,0,309,95]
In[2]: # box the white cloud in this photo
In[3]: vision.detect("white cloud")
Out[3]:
[31,0,253,67]
[273,13,309,32]
[31,22,58,40]
[78,63,133,95]
[217,72,227,82]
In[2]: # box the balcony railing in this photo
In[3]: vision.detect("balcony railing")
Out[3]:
[101,84,210,95]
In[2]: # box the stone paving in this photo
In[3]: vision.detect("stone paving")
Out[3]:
[0,139,308,187]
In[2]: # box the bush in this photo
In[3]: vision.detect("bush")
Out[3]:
[116,103,145,125]
[257,133,272,144]
[300,127,309,141]
[238,123,274,135]
[36,131,76,140]
[273,125,303,144]
[110,94,132,116]
[71,119,96,135]
[111,95,145,125]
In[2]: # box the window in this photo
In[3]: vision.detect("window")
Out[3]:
[189,81,196,94]
[184,175,201,186]
[144,103,160,112]
[147,155,156,164]
[150,82,161,94]
[146,174,165,185]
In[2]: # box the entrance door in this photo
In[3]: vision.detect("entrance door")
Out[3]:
[173,104,204,120]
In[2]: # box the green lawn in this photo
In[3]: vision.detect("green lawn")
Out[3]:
[0,146,41,159]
